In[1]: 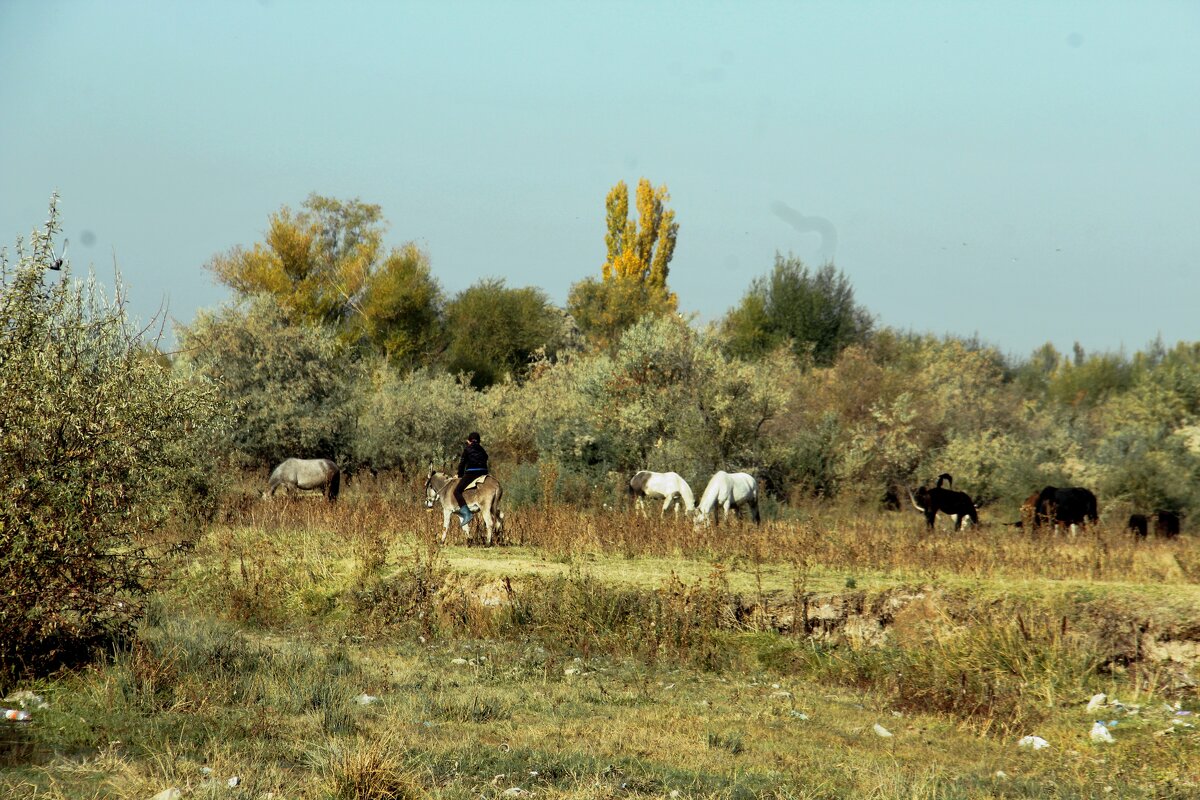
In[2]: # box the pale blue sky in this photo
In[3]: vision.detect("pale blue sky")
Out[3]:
[2,1,1197,357]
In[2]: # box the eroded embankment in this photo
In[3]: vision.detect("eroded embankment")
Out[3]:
[433,561,1200,691]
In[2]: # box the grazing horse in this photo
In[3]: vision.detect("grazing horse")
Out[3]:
[908,475,978,531]
[424,465,504,546]
[628,470,695,516]
[1128,514,1149,538]
[695,471,760,526]
[263,458,340,502]
[1033,486,1098,534]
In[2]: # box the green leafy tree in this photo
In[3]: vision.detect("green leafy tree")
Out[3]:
[568,179,679,350]
[176,297,358,466]
[1,201,226,684]
[206,194,444,364]
[443,279,565,388]
[722,254,873,365]
[565,315,788,476]
[352,364,480,473]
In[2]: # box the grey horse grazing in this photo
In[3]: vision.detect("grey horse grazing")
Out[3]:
[424,466,504,546]
[263,458,341,502]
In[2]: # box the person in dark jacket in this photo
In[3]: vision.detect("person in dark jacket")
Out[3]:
[453,431,489,524]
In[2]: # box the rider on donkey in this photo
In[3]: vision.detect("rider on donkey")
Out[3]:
[453,431,489,525]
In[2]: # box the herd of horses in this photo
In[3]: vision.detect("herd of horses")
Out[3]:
[905,472,1181,538]
[260,459,1183,544]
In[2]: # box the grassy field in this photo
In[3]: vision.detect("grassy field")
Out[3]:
[2,481,1199,798]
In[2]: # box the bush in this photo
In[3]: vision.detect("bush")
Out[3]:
[0,201,227,686]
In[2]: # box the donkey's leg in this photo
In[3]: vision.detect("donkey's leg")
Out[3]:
[482,508,494,547]
[441,508,453,545]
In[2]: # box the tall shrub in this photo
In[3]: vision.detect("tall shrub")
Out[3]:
[0,202,227,684]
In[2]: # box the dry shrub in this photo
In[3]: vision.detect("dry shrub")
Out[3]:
[317,733,425,800]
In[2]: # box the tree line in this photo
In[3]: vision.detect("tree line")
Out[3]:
[4,189,1199,684]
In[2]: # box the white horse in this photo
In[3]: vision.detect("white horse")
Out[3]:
[263,458,340,502]
[628,470,695,516]
[694,471,760,527]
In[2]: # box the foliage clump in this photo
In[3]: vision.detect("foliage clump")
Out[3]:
[0,200,227,686]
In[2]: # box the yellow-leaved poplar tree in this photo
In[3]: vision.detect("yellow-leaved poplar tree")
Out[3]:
[569,178,679,349]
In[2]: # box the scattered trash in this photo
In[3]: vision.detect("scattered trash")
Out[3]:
[501,788,528,797]
[1018,735,1050,750]
[3,709,31,722]
[1090,721,1115,743]
[1176,710,1194,717]
[150,789,182,800]
[872,723,893,738]
[227,777,240,788]
[891,711,903,718]
[354,694,379,705]
[770,690,792,699]
[789,710,809,720]
[199,767,213,776]
[1086,693,1107,712]
[450,657,469,666]
[4,691,47,710]
[995,770,1008,779]
[563,667,581,676]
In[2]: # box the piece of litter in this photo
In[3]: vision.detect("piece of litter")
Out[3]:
[501,789,527,797]
[1176,710,1194,717]
[227,777,240,788]
[995,770,1008,779]
[1090,721,1115,743]
[1018,735,1050,750]
[450,657,469,665]
[1086,693,1107,712]
[5,691,48,710]
[771,691,792,699]
[150,789,182,800]
[790,711,809,720]
[872,723,893,738]
[3,709,31,721]
[563,667,580,676]
[354,694,379,705]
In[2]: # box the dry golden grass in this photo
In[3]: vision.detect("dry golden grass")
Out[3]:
[6,473,1196,799]
[236,472,1200,589]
